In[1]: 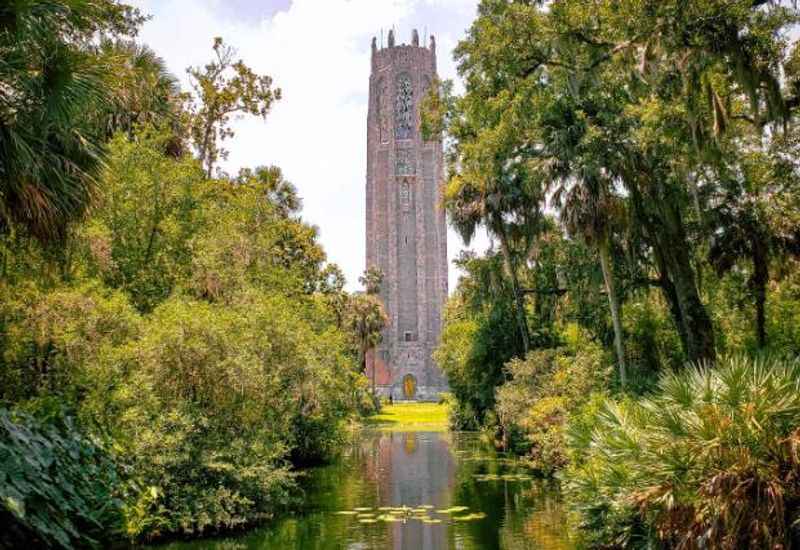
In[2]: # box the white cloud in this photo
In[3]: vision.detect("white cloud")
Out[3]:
[129,0,489,291]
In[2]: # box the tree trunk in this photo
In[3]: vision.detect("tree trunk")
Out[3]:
[363,346,376,395]
[631,178,715,364]
[652,208,716,364]
[654,249,689,353]
[598,239,626,386]
[497,226,530,355]
[200,120,215,178]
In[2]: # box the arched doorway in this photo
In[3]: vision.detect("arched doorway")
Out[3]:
[402,373,417,400]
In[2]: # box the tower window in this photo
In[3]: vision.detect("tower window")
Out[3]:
[395,73,414,140]
[404,331,412,342]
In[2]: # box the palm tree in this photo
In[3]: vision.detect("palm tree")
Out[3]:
[236,166,301,217]
[539,90,629,384]
[96,39,182,142]
[0,2,122,245]
[552,176,628,385]
[709,193,800,349]
[345,294,389,395]
[444,170,540,355]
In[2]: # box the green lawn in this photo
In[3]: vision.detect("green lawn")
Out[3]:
[364,402,450,432]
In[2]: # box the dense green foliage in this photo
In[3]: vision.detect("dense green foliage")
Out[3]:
[434,252,529,429]
[0,0,143,244]
[496,326,608,474]
[0,133,371,545]
[0,409,122,549]
[0,3,375,546]
[431,0,800,546]
[567,355,800,549]
[5,0,800,547]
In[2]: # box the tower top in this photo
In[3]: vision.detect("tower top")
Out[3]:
[371,28,435,54]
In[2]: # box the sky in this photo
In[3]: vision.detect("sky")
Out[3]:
[127,0,489,291]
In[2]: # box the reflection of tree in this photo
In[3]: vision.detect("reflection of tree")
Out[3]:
[449,435,507,549]
[448,435,575,550]
[177,431,574,549]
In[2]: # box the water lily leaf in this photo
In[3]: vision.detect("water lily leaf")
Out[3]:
[436,506,468,514]
[453,512,487,522]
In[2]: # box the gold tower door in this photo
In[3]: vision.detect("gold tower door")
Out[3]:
[402,374,417,399]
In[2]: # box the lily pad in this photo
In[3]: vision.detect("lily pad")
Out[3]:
[436,505,469,514]
[453,512,487,522]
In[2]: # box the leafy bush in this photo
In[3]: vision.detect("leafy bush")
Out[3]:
[495,325,609,474]
[766,265,800,355]
[623,296,684,389]
[109,295,358,539]
[434,297,525,429]
[566,354,800,549]
[0,409,122,549]
[0,127,368,544]
[0,282,141,407]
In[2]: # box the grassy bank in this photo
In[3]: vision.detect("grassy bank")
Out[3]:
[364,402,450,432]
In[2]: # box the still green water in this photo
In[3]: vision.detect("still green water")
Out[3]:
[155,430,576,550]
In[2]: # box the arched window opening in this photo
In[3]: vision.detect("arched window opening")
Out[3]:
[395,73,413,140]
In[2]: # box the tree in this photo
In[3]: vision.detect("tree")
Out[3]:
[708,130,800,348]
[359,266,383,295]
[434,251,529,427]
[443,0,800,365]
[187,38,281,177]
[77,128,204,311]
[97,39,181,142]
[0,0,143,246]
[425,79,543,355]
[345,294,388,395]
[234,166,301,217]
[554,178,628,385]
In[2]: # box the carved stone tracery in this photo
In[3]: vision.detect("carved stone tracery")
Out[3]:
[395,73,413,140]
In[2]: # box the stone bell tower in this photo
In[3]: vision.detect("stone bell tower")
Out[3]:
[365,29,449,401]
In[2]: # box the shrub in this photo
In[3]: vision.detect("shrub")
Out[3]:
[0,282,141,407]
[566,354,800,549]
[495,325,609,474]
[0,409,123,549]
[114,295,358,539]
[434,299,525,429]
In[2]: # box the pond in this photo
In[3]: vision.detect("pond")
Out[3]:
[156,429,577,550]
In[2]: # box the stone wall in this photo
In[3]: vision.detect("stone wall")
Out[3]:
[365,30,448,401]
